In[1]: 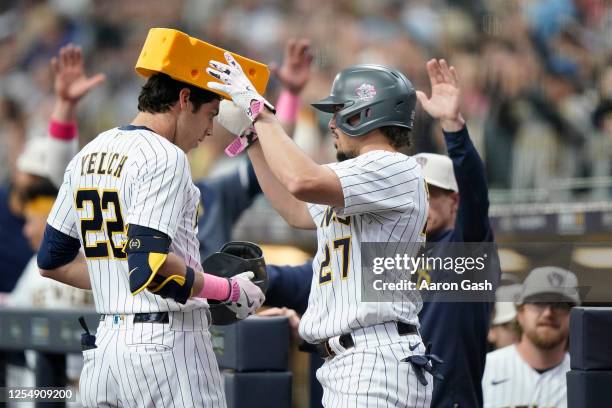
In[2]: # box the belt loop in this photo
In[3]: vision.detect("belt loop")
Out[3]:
[328,335,345,356]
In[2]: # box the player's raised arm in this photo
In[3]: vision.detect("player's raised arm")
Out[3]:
[211,104,314,228]
[416,58,465,132]
[417,59,491,242]
[270,38,313,135]
[37,45,106,289]
[213,40,317,229]
[207,52,345,209]
[247,137,315,229]
[47,44,105,187]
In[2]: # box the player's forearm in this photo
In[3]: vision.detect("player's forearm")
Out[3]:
[47,98,79,188]
[157,252,203,297]
[40,252,91,290]
[440,114,465,133]
[278,119,296,138]
[254,111,342,207]
[254,112,317,188]
[247,142,314,229]
[51,99,78,123]
[158,253,233,301]
[444,126,491,241]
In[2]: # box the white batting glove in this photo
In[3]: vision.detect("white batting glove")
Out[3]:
[226,271,265,320]
[207,52,275,122]
[216,99,252,135]
[216,99,259,157]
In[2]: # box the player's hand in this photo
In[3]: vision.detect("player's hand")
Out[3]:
[216,99,252,136]
[207,52,274,122]
[226,271,265,319]
[51,44,105,104]
[270,38,313,95]
[416,59,464,132]
[258,307,301,339]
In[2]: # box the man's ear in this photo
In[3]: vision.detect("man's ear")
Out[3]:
[451,191,460,212]
[179,88,191,111]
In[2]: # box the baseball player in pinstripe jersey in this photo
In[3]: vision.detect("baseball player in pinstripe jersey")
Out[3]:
[37,71,265,407]
[482,267,580,408]
[207,55,465,406]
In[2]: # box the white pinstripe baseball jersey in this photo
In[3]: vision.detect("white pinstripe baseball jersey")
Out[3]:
[47,125,208,314]
[299,150,428,343]
[482,345,570,408]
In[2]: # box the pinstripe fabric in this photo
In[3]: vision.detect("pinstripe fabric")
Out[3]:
[481,345,570,408]
[300,151,427,343]
[48,126,225,407]
[80,309,226,407]
[298,151,430,407]
[316,324,432,407]
[46,127,207,314]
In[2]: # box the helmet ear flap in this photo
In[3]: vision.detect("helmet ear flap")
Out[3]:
[352,108,370,126]
[337,105,377,137]
[356,108,374,126]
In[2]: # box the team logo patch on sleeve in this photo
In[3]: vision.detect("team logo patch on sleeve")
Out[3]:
[129,238,141,250]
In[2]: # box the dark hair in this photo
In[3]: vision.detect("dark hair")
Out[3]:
[137,73,220,113]
[21,176,58,203]
[379,126,411,149]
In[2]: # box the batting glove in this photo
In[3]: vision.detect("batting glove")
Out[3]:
[207,52,275,122]
[224,126,258,157]
[226,271,265,320]
[216,99,252,135]
[216,100,258,157]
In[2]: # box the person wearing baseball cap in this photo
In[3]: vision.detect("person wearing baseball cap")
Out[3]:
[410,98,501,406]
[487,284,522,350]
[413,152,459,238]
[482,267,580,408]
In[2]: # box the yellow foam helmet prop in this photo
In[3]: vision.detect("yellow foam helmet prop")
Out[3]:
[135,28,270,100]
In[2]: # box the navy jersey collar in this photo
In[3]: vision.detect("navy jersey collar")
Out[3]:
[118,125,154,132]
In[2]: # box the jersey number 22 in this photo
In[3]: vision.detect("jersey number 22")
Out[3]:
[75,189,126,260]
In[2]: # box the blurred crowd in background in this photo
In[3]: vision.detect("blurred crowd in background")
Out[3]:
[1,0,612,200]
[0,2,608,404]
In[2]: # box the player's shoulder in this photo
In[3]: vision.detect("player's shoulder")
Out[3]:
[328,150,416,171]
[78,127,117,151]
[116,125,185,156]
[95,125,186,162]
[485,344,518,365]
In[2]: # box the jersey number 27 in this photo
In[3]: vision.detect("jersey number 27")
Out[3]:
[319,236,351,285]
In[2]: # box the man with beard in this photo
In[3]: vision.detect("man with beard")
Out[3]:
[207,55,458,406]
[482,267,580,408]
